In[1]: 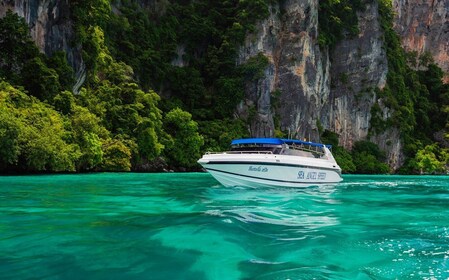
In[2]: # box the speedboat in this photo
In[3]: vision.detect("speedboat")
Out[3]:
[197,138,343,187]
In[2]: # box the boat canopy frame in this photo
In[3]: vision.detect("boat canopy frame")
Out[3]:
[231,138,332,149]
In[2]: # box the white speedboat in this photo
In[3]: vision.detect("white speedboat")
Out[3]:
[197,138,343,187]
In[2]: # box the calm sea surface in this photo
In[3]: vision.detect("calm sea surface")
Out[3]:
[1,173,448,279]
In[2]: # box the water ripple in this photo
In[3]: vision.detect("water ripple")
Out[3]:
[1,173,449,279]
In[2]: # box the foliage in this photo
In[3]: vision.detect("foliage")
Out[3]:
[318,0,363,48]
[0,81,81,172]
[75,24,165,167]
[321,130,356,173]
[105,1,177,90]
[320,129,339,147]
[21,57,61,101]
[334,147,356,173]
[240,52,270,81]
[416,64,449,135]
[70,0,111,75]
[52,90,76,115]
[375,0,449,165]
[403,144,448,174]
[0,11,40,84]
[321,130,388,174]
[199,119,249,152]
[0,14,168,172]
[79,81,165,165]
[0,107,21,168]
[0,11,73,102]
[377,0,431,155]
[163,108,204,168]
[101,138,132,172]
[369,100,390,135]
[47,51,75,91]
[351,141,389,174]
[70,105,108,171]
[413,144,445,174]
[101,0,274,156]
[104,0,271,120]
[0,2,273,172]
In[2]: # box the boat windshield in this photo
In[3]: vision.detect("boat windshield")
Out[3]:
[282,143,326,158]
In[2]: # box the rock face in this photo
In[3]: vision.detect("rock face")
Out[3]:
[0,0,166,92]
[325,0,388,147]
[393,0,449,81]
[0,0,85,92]
[326,0,403,169]
[237,0,329,142]
[237,0,404,169]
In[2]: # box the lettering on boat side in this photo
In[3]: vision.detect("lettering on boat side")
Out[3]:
[318,172,326,180]
[248,166,268,172]
[297,171,327,180]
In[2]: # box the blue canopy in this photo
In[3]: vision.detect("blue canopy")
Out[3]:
[231,138,332,148]
[231,138,284,145]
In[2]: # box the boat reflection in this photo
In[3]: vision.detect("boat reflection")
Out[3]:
[203,183,341,233]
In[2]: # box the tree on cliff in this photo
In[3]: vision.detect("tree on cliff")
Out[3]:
[0,11,72,101]
[162,108,204,169]
[0,81,81,172]
[0,11,39,83]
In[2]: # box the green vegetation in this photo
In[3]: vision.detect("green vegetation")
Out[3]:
[318,0,363,48]
[411,144,447,174]
[376,0,418,140]
[320,130,389,174]
[0,9,204,172]
[320,130,356,173]
[372,0,449,174]
[0,2,258,173]
[163,108,204,168]
[0,82,80,172]
[104,0,270,120]
[317,0,449,174]
[0,11,70,101]
[351,141,390,174]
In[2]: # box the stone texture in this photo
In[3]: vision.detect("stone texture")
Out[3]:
[324,0,404,169]
[237,0,329,141]
[393,0,449,82]
[0,0,85,92]
[237,0,406,169]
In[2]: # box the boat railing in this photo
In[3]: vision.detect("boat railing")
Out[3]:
[205,151,273,155]
[289,143,326,156]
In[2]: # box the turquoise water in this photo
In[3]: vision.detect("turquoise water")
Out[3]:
[1,173,448,279]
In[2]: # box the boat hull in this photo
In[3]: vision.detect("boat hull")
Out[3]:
[200,161,342,187]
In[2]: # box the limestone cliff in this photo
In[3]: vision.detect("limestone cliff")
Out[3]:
[326,0,403,169]
[393,0,449,82]
[237,0,330,141]
[0,0,85,92]
[237,0,403,169]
